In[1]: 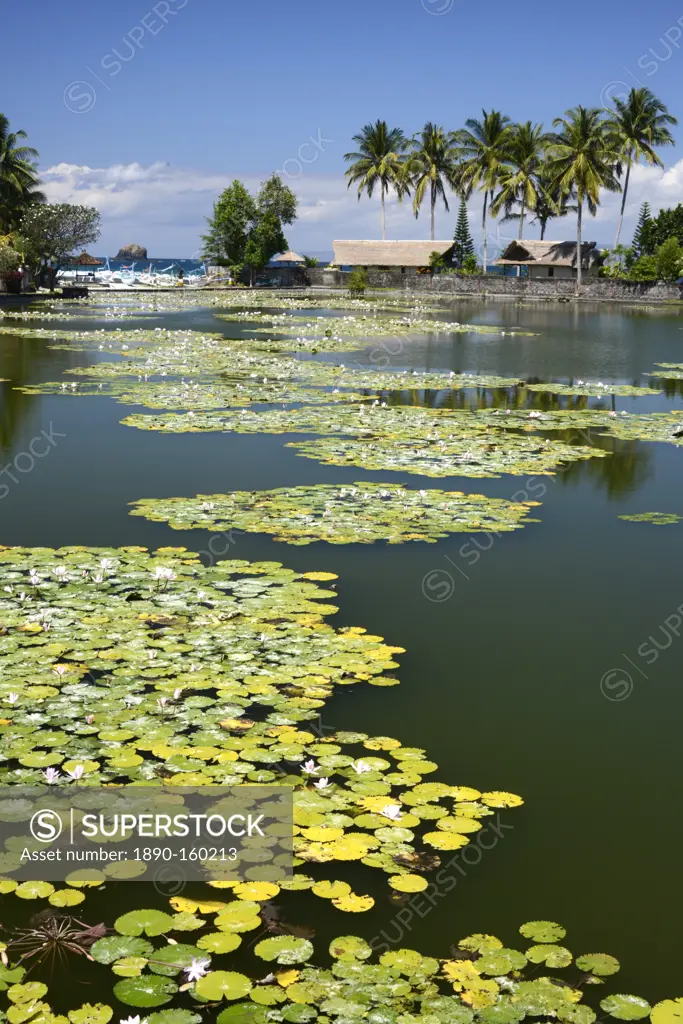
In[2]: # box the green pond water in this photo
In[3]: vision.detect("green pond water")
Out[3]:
[1,297,683,1002]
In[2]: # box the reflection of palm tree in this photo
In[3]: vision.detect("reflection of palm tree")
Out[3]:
[0,335,51,452]
[344,121,410,240]
[558,434,651,498]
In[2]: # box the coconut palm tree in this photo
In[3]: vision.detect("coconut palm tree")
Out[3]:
[527,167,577,239]
[344,121,409,240]
[490,122,551,240]
[0,114,45,234]
[545,106,621,290]
[404,123,460,241]
[605,87,677,249]
[453,110,513,274]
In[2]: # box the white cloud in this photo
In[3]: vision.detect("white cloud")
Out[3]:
[40,157,683,259]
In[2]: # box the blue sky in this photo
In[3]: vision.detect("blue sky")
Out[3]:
[3,0,683,256]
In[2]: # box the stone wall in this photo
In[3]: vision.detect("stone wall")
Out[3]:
[304,268,683,302]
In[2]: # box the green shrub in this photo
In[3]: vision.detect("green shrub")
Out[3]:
[0,245,21,274]
[627,255,658,282]
[459,253,480,275]
[655,236,683,282]
[348,267,368,295]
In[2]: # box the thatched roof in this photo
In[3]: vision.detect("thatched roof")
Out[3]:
[72,251,104,266]
[332,240,455,267]
[270,250,306,264]
[495,240,598,268]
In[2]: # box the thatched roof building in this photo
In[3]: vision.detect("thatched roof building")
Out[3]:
[495,240,600,279]
[332,240,456,271]
[268,250,306,267]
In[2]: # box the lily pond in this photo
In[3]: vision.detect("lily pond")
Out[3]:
[1,292,683,1023]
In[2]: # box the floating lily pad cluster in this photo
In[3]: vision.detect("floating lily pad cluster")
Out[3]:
[17,380,362,410]
[0,545,522,899]
[128,483,542,545]
[215,311,537,351]
[649,362,683,380]
[525,381,657,397]
[2,918,678,1024]
[618,512,682,525]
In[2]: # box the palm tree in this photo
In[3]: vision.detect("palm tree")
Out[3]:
[490,122,551,240]
[605,87,677,249]
[0,114,45,234]
[528,167,576,239]
[546,106,621,290]
[404,123,460,241]
[344,121,409,240]
[453,110,512,274]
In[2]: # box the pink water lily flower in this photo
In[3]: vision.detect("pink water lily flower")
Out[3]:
[301,760,319,775]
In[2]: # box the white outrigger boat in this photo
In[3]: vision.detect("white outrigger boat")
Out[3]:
[57,259,212,289]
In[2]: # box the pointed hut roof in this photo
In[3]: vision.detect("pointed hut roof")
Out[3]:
[270,250,306,265]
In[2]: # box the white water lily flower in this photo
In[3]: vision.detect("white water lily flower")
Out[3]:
[352,760,373,774]
[92,574,105,584]
[184,957,211,982]
[153,567,176,581]
[67,765,85,780]
[157,697,168,708]
[53,566,69,577]
[173,688,183,699]
[99,559,116,570]
[120,1017,148,1024]
[28,573,41,585]
[380,804,402,821]
[86,715,95,724]
[301,760,319,775]
[314,777,331,790]
[44,768,61,784]
[5,693,19,704]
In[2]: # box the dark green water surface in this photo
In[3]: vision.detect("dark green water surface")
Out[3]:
[1,298,683,999]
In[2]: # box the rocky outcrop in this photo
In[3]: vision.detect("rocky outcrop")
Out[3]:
[116,243,148,260]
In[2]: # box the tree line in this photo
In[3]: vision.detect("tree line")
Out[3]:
[344,88,677,286]
[1,113,101,287]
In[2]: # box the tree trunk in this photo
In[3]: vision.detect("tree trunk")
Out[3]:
[517,197,526,275]
[431,183,436,242]
[576,196,583,294]
[481,190,488,275]
[613,157,631,250]
[381,187,386,241]
[540,220,546,241]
